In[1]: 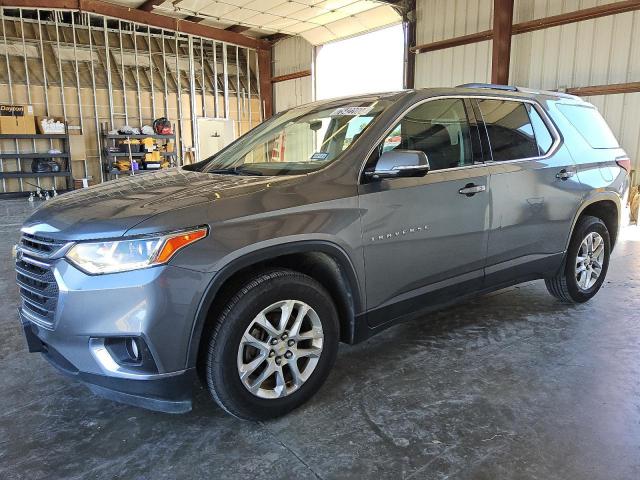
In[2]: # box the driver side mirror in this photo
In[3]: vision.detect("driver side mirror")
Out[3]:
[365,149,430,180]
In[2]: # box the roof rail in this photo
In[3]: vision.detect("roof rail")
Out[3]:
[457,83,519,92]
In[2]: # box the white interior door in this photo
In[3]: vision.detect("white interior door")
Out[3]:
[198,118,236,160]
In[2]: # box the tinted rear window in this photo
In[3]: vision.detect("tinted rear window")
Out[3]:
[557,104,619,149]
[478,99,539,161]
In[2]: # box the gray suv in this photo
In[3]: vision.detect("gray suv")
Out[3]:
[15,84,630,420]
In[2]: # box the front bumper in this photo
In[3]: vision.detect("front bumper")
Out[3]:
[15,247,213,413]
[20,312,195,413]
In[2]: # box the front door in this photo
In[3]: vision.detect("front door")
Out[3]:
[359,98,491,328]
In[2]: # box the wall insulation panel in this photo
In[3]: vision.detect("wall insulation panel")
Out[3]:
[0,7,262,194]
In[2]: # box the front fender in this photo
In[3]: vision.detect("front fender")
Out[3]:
[185,240,364,368]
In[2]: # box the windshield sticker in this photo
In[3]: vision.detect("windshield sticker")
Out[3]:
[310,152,329,161]
[330,106,373,116]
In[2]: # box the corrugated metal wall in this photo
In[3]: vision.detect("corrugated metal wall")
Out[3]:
[272,36,314,113]
[415,0,640,179]
[415,0,493,86]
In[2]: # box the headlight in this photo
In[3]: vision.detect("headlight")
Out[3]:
[66,227,208,274]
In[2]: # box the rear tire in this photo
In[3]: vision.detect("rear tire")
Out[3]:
[205,269,339,420]
[545,215,610,303]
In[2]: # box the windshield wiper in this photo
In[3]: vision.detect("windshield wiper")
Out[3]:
[207,166,263,176]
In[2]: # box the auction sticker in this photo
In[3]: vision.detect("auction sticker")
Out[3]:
[330,106,373,116]
[310,152,329,160]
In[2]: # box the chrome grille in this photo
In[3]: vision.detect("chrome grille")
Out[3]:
[20,233,66,257]
[16,233,67,327]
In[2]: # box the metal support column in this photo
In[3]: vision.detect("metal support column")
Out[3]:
[20,9,39,189]
[254,48,262,122]
[71,12,87,177]
[175,33,184,165]
[212,40,219,118]
[103,17,114,129]
[491,0,515,85]
[2,8,23,191]
[236,45,241,135]
[246,48,252,129]
[87,13,104,183]
[133,26,143,126]
[188,36,199,163]
[222,43,229,120]
[147,27,157,120]
[118,21,128,124]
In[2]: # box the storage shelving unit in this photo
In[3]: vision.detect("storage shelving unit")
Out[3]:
[0,132,73,197]
[101,132,176,179]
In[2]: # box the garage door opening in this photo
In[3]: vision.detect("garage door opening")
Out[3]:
[315,24,404,100]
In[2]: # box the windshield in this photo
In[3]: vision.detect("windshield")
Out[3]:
[196,98,393,176]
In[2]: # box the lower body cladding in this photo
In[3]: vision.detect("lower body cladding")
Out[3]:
[16,258,212,413]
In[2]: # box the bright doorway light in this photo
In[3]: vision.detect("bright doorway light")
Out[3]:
[315,24,404,100]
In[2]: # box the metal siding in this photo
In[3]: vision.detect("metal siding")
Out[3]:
[415,0,493,86]
[415,41,492,87]
[272,36,314,112]
[274,76,313,112]
[416,0,493,44]
[415,0,640,180]
[511,4,640,177]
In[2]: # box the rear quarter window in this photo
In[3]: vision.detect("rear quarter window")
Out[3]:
[556,104,619,149]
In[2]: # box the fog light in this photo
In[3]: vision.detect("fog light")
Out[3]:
[92,336,159,376]
[126,337,140,362]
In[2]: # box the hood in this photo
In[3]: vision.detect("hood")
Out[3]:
[22,168,281,240]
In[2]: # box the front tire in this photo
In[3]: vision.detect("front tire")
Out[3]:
[545,215,610,303]
[205,269,339,420]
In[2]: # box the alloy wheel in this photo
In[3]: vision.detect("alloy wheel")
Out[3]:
[236,300,324,399]
[575,231,605,291]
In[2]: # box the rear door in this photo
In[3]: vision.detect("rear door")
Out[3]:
[359,98,491,327]
[473,98,583,285]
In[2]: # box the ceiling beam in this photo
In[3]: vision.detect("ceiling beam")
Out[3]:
[412,30,492,54]
[264,33,291,43]
[138,0,163,12]
[271,69,311,83]
[513,0,640,34]
[491,0,514,85]
[225,24,251,33]
[566,81,640,96]
[2,0,271,50]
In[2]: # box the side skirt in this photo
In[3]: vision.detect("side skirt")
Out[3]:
[351,252,565,344]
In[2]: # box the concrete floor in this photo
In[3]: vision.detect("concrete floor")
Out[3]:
[1,197,639,480]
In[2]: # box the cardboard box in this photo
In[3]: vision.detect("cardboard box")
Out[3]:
[0,104,36,135]
[36,116,66,135]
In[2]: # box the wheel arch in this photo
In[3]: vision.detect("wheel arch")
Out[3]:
[568,193,621,251]
[186,241,364,369]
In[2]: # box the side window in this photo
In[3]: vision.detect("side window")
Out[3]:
[527,104,554,155]
[556,104,619,149]
[478,99,538,161]
[379,99,473,171]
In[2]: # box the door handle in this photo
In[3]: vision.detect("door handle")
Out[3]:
[458,183,486,197]
[556,169,575,180]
